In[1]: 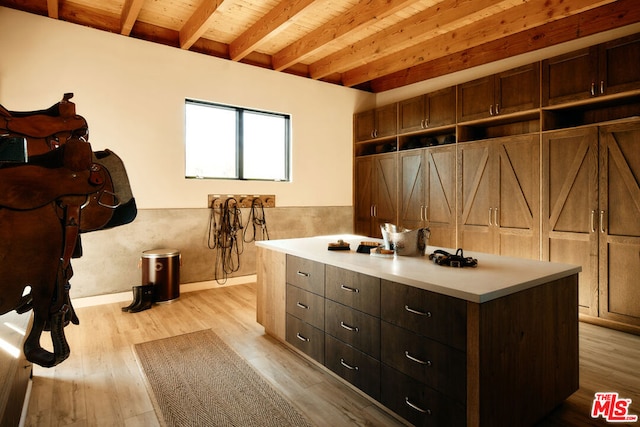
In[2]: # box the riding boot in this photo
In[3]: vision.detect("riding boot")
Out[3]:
[128,285,155,313]
[121,286,143,312]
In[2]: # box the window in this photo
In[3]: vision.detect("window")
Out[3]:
[185,99,291,181]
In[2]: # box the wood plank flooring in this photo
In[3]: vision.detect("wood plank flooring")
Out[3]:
[23,283,640,426]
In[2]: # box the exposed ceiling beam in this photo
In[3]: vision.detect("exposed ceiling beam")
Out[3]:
[229,0,317,62]
[179,0,226,50]
[309,0,523,80]
[271,0,424,72]
[120,0,145,36]
[47,0,58,19]
[340,0,616,87]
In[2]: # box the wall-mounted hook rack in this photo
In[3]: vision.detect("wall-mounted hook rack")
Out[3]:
[207,194,276,209]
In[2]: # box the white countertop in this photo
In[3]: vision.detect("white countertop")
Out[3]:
[256,234,581,303]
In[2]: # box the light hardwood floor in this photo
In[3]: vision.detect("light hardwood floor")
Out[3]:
[24,283,640,426]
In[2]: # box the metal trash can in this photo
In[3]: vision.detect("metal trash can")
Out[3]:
[141,248,181,303]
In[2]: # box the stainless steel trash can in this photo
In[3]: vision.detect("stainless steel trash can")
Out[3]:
[141,248,181,303]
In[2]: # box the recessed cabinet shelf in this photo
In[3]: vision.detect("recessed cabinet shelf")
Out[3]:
[457,111,540,142]
[542,93,640,131]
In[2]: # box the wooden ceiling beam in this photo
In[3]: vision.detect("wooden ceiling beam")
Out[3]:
[341,0,616,87]
[47,0,58,18]
[229,0,317,62]
[309,0,523,80]
[370,0,640,92]
[271,0,423,72]
[179,0,226,50]
[120,0,145,36]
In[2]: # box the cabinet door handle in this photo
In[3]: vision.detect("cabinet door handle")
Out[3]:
[495,103,500,115]
[494,207,499,227]
[405,397,431,415]
[340,321,359,332]
[296,333,309,342]
[489,104,494,116]
[600,210,606,233]
[405,351,432,366]
[420,205,424,221]
[424,205,429,222]
[296,271,310,277]
[340,358,359,371]
[404,305,431,317]
[420,119,425,129]
[591,82,596,96]
[296,302,309,310]
[600,80,605,94]
[591,210,596,233]
[340,284,360,293]
[489,207,493,226]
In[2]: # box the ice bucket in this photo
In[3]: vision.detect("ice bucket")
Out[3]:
[380,223,430,256]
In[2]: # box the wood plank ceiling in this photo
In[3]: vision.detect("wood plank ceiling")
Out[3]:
[1,0,639,92]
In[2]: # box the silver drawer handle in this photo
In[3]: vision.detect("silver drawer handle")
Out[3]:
[340,321,359,332]
[405,397,431,415]
[296,271,310,277]
[296,302,309,310]
[340,284,360,293]
[405,351,431,366]
[404,305,431,317]
[296,333,309,342]
[340,358,359,371]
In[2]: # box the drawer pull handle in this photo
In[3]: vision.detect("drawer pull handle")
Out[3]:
[404,305,431,317]
[296,302,309,310]
[405,397,431,415]
[340,358,359,371]
[296,333,309,342]
[296,271,310,277]
[340,321,359,332]
[405,351,431,366]
[340,284,360,293]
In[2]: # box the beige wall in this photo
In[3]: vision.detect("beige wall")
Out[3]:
[0,7,369,297]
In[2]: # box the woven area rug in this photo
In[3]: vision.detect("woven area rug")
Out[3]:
[133,329,312,427]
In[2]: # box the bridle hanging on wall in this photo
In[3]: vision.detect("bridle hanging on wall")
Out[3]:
[243,197,269,242]
[208,196,244,284]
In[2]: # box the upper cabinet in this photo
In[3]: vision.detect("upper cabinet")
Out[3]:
[354,104,397,142]
[457,63,540,123]
[398,86,456,134]
[542,33,640,106]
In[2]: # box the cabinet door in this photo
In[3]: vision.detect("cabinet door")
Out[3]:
[543,128,599,315]
[375,104,398,139]
[372,153,398,237]
[598,122,640,326]
[458,75,494,122]
[425,145,457,248]
[354,110,375,142]
[425,86,456,128]
[458,139,495,254]
[599,33,640,97]
[399,150,426,231]
[354,156,373,236]
[495,63,540,115]
[542,47,598,106]
[398,95,426,134]
[494,134,540,259]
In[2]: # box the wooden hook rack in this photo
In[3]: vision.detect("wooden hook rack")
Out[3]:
[207,194,276,209]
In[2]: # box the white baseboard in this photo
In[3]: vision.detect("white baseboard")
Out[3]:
[71,275,257,308]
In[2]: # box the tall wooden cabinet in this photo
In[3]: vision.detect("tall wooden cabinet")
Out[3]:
[354,153,397,238]
[457,134,540,259]
[399,145,456,248]
[543,122,640,326]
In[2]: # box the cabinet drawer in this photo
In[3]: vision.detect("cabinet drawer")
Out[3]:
[286,255,325,295]
[286,284,324,330]
[325,335,380,400]
[286,314,324,364]
[325,265,380,316]
[325,299,380,359]
[381,321,465,403]
[381,365,465,427]
[381,280,467,351]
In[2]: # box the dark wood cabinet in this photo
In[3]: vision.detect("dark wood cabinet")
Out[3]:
[354,153,397,238]
[398,87,456,134]
[399,145,456,248]
[354,104,397,142]
[543,33,640,106]
[324,335,380,399]
[458,63,540,122]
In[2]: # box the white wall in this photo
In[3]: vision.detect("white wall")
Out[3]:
[0,7,375,209]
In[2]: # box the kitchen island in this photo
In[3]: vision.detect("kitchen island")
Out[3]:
[256,235,581,427]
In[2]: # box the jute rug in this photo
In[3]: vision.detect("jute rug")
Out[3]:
[133,329,312,427]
